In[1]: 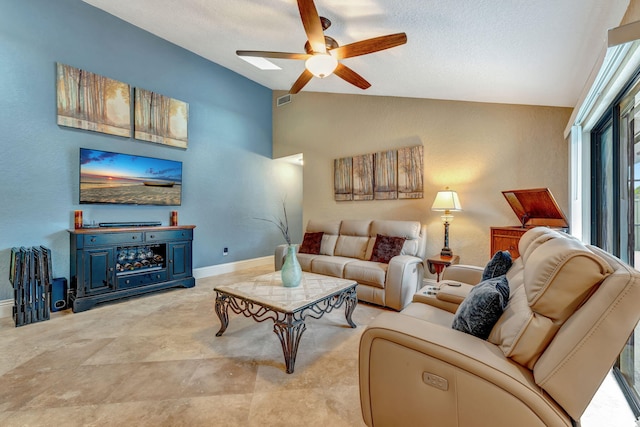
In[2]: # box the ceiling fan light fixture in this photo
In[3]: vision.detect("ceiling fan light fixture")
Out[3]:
[239,0,407,93]
[305,53,338,78]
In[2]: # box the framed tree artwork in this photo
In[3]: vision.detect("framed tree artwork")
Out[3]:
[56,63,131,137]
[374,149,398,200]
[134,88,189,149]
[334,157,353,201]
[353,154,374,201]
[333,145,423,202]
[398,145,424,199]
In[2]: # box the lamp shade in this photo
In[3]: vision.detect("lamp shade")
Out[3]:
[305,53,338,78]
[431,190,462,212]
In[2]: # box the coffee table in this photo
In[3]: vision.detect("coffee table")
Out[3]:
[213,271,358,374]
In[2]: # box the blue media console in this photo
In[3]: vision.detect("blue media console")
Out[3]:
[68,225,195,312]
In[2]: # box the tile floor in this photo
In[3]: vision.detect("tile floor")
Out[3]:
[0,265,635,426]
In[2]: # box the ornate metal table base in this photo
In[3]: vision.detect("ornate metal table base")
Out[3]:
[214,284,357,374]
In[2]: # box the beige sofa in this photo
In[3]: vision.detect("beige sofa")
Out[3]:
[275,219,426,311]
[359,227,640,426]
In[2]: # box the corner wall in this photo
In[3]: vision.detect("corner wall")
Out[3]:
[273,91,571,270]
[0,0,302,301]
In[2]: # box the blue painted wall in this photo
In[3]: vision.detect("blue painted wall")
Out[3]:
[0,0,302,301]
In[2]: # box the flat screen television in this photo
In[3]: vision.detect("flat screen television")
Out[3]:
[80,148,182,206]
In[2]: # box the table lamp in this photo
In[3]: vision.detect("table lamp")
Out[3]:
[431,188,462,257]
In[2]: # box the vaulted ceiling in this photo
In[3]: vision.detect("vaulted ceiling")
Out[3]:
[83,0,630,107]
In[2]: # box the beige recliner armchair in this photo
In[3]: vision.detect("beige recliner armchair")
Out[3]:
[359,227,640,426]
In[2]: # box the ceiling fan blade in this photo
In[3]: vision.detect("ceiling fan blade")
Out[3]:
[330,33,407,60]
[289,69,314,94]
[297,0,326,53]
[333,63,371,90]
[236,50,311,60]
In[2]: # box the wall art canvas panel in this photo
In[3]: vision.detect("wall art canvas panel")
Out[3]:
[334,157,353,201]
[353,153,374,201]
[398,145,424,199]
[56,63,131,137]
[374,150,398,200]
[134,88,189,149]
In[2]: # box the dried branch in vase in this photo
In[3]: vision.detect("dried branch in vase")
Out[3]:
[255,200,291,245]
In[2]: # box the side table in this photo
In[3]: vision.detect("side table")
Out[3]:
[426,254,460,282]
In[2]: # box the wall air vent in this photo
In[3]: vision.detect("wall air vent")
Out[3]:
[276,94,292,107]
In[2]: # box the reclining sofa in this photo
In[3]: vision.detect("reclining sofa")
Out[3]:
[275,219,426,311]
[359,227,640,426]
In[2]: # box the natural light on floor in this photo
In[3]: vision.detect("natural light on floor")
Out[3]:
[584,371,636,426]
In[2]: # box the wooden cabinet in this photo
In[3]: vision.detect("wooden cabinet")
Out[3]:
[426,254,460,282]
[69,225,195,312]
[82,247,116,295]
[168,241,192,280]
[492,188,570,260]
[490,227,527,259]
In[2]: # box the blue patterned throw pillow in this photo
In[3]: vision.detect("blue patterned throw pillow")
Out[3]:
[482,250,513,281]
[451,275,510,340]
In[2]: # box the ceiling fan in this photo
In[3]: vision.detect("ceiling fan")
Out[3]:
[236,0,407,94]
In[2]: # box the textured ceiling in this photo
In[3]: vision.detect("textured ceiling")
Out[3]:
[82,0,630,107]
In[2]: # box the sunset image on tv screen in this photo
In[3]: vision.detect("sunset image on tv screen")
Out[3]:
[79,148,182,206]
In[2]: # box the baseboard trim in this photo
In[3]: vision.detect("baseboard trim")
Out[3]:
[0,257,274,318]
[193,256,273,279]
[0,299,13,319]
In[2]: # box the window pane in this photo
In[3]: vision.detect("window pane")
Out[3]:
[599,125,615,252]
[617,90,640,412]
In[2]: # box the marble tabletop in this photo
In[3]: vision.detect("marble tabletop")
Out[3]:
[214,271,357,312]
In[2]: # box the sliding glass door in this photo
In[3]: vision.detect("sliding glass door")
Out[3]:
[592,78,640,415]
[592,118,616,254]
